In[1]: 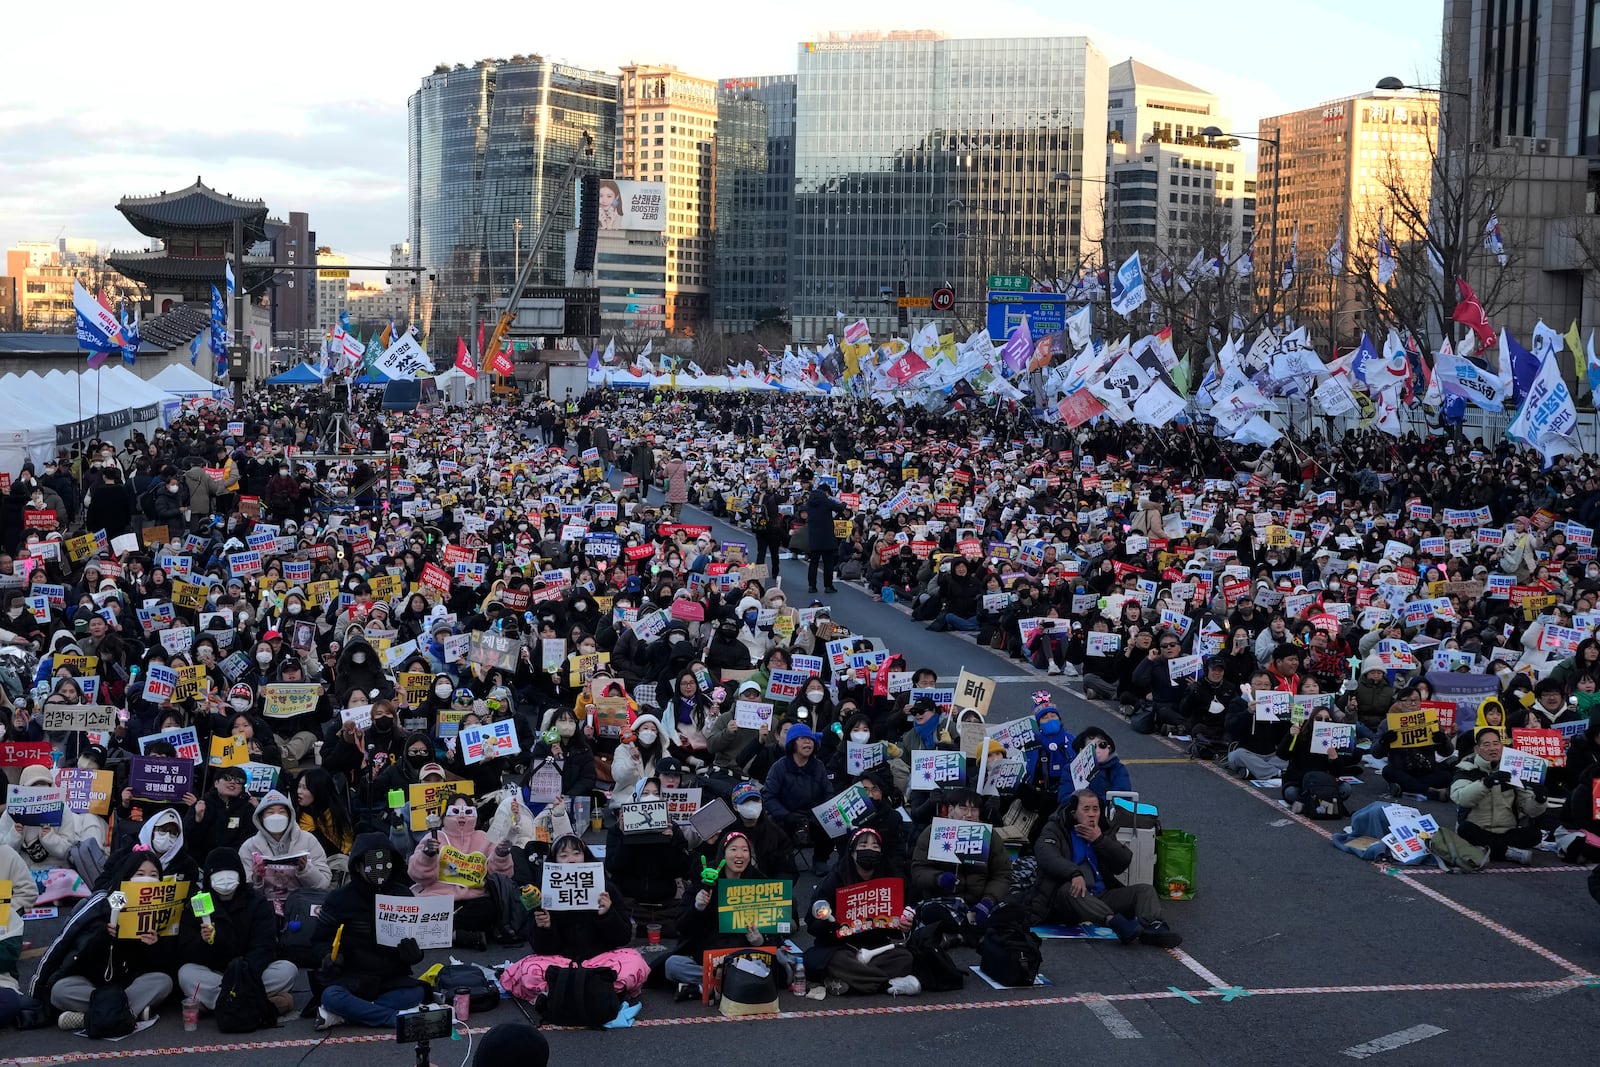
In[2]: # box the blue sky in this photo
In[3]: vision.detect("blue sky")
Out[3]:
[0,0,1440,274]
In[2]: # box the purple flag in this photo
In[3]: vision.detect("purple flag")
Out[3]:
[1001,315,1032,374]
[587,348,600,372]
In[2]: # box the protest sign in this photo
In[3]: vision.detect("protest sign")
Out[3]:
[909,750,966,790]
[139,726,201,765]
[458,720,517,764]
[846,740,888,774]
[592,698,631,739]
[541,862,605,910]
[836,878,904,935]
[241,762,279,797]
[1069,743,1099,791]
[662,787,702,822]
[954,669,997,715]
[408,780,473,831]
[128,755,193,803]
[39,705,116,733]
[619,799,670,835]
[1387,708,1438,748]
[114,877,188,938]
[734,700,774,730]
[208,734,249,768]
[262,683,322,719]
[978,757,1025,795]
[374,894,453,949]
[1309,721,1356,756]
[438,845,488,889]
[926,817,992,864]
[143,663,178,703]
[764,668,806,703]
[716,879,793,934]
[811,783,874,838]
[0,742,52,768]
[1511,728,1566,767]
[54,767,113,816]
[398,671,432,707]
[1499,747,1549,785]
[4,786,64,826]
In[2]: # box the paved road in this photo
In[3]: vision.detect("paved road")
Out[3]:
[9,500,1600,1067]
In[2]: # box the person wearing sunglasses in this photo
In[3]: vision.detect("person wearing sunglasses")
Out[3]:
[1064,727,1131,807]
[1130,629,1191,734]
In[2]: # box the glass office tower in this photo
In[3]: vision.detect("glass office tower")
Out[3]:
[713,75,796,334]
[792,33,1107,341]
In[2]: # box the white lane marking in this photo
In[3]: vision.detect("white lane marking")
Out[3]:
[1341,1024,1447,1059]
[1080,995,1143,1038]
[1167,947,1227,988]
[990,675,1048,682]
[1269,818,1293,827]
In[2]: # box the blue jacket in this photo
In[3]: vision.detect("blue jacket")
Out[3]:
[1060,753,1132,806]
[762,754,832,820]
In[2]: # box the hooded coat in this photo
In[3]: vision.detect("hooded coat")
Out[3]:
[29,849,178,1005]
[406,797,512,902]
[311,832,425,1000]
[238,789,332,905]
[178,848,282,975]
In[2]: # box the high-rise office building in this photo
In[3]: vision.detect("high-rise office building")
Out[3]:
[1441,0,1594,342]
[407,56,618,346]
[1106,60,1254,262]
[315,248,349,334]
[265,211,315,348]
[792,32,1108,341]
[713,75,796,334]
[1257,90,1438,346]
[615,64,718,334]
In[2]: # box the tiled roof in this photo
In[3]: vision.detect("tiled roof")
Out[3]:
[116,178,269,238]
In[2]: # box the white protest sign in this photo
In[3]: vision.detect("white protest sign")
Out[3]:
[1309,721,1355,756]
[1499,747,1548,785]
[374,894,453,949]
[540,861,605,910]
[734,700,774,730]
[1069,743,1098,791]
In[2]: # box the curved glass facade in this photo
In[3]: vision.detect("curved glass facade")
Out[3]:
[407,59,617,348]
[793,36,1107,341]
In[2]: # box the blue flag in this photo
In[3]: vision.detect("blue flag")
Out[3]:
[224,261,236,297]
[189,330,203,367]
[1506,333,1539,407]
[119,303,141,365]
[210,285,228,376]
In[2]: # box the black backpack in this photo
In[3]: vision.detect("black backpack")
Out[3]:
[279,887,329,968]
[215,957,278,1033]
[433,964,501,1015]
[85,985,135,1039]
[1297,771,1347,820]
[537,965,620,1029]
[977,903,1043,987]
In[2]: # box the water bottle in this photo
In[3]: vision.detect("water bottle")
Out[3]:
[790,957,807,996]
[453,987,471,1023]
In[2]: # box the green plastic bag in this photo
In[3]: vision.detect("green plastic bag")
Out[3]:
[1154,829,1197,900]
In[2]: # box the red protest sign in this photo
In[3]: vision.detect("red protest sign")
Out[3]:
[836,878,903,935]
[420,562,452,595]
[1419,700,1456,735]
[1511,728,1565,767]
[23,509,56,531]
[624,544,656,562]
[0,742,54,768]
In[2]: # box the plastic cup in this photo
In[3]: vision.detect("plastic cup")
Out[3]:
[570,797,591,831]
[182,997,199,1032]
[647,923,662,945]
[591,813,603,832]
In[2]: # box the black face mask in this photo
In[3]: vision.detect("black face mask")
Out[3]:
[407,752,430,768]
[853,849,882,871]
[357,854,393,887]
[371,717,394,733]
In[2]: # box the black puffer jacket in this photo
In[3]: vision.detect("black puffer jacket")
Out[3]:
[310,833,424,1000]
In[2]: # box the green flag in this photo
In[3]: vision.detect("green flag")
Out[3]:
[1171,352,1190,397]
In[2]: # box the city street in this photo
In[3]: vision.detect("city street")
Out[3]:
[8,499,1599,1067]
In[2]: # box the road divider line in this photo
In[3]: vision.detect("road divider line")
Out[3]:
[1389,872,1592,977]
[1168,947,1228,988]
[1341,1023,1447,1059]
[1080,995,1143,1038]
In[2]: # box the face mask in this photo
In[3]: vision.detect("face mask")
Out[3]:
[256,651,273,665]
[853,849,882,871]
[435,683,452,698]
[230,697,251,712]
[805,690,823,702]
[263,813,290,834]
[737,800,763,819]
[636,728,658,745]
[372,717,394,733]
[358,856,393,887]
[352,652,367,664]
[850,730,870,743]
[211,871,241,895]
[78,757,98,770]
[151,831,178,853]
[668,634,684,645]
[131,874,159,883]
[555,721,578,740]
[407,751,430,767]
[288,603,303,615]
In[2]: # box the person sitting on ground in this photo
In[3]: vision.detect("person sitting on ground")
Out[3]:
[311,834,427,1030]
[407,793,516,950]
[802,828,919,997]
[1026,789,1182,947]
[659,830,790,1000]
[762,721,833,863]
[908,787,1011,928]
[1063,726,1131,806]
[1276,705,1361,810]
[239,789,332,912]
[177,847,300,1020]
[1450,727,1548,860]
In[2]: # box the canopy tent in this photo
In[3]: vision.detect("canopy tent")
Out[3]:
[430,366,474,405]
[41,368,158,440]
[0,393,61,474]
[353,367,392,386]
[588,368,781,391]
[264,362,326,386]
[99,365,183,428]
[149,363,230,401]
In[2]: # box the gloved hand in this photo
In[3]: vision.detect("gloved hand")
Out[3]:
[1380,730,1398,745]
[936,871,958,892]
[1490,770,1514,788]
[396,936,423,966]
[1530,784,1547,804]
[972,898,995,925]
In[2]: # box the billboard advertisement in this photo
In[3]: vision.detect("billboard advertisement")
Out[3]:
[986,292,1069,339]
[598,179,666,232]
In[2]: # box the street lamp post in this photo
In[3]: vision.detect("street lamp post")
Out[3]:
[1202,125,1280,319]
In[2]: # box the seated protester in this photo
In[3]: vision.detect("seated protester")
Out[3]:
[1026,789,1182,947]
[97,807,199,891]
[322,700,410,827]
[1373,721,1456,801]
[40,849,177,1032]
[184,764,259,860]
[0,812,39,991]
[610,713,668,807]
[660,831,790,999]
[1016,702,1075,841]
[793,675,840,741]
[407,794,515,950]
[178,847,299,1019]
[1131,630,1190,731]
[501,835,648,1008]
[239,790,333,913]
[1064,727,1131,807]
[264,656,330,772]
[706,679,765,775]
[1180,656,1237,750]
[1226,670,1290,780]
[908,787,1011,927]
[802,827,918,996]
[605,777,692,910]
[1450,727,1548,860]
[890,697,946,798]
[762,722,834,862]
[661,668,716,769]
[1080,616,1123,700]
[726,780,798,878]
[1026,613,1076,675]
[530,707,598,801]
[311,835,426,1030]
[704,617,754,674]
[295,767,357,878]
[0,763,98,895]
[1276,705,1361,810]
[1351,656,1395,733]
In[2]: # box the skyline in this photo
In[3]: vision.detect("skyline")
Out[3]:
[0,0,1439,279]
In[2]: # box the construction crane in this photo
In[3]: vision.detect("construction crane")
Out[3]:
[481,129,596,368]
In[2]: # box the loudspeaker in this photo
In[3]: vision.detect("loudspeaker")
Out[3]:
[574,174,599,272]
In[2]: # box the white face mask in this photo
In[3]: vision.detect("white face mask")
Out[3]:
[288,603,303,615]
[130,874,159,883]
[805,690,823,702]
[352,652,368,664]
[263,812,290,834]
[78,757,97,770]
[737,800,762,819]
[850,730,870,743]
[230,697,251,712]
[211,872,241,895]
[636,728,658,745]
[435,684,453,698]
[151,831,178,853]
[557,723,576,738]
[256,651,273,665]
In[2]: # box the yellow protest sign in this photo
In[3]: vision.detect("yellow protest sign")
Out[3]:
[773,613,796,641]
[1265,525,1291,548]
[52,653,97,676]
[1522,595,1557,621]
[1387,709,1438,748]
[833,519,853,539]
[0,880,9,925]
[369,574,401,602]
[955,669,997,716]
[567,651,609,687]
[175,663,207,702]
[65,532,99,563]
[262,683,322,719]
[438,845,488,888]
[208,734,248,768]
[172,580,207,610]
[408,780,474,832]
[306,580,339,607]
[902,468,919,481]
[115,877,189,938]
[399,671,432,707]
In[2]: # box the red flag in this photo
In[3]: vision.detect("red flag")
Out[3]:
[477,321,485,361]
[1452,277,1495,349]
[489,347,514,377]
[885,352,929,386]
[454,337,478,379]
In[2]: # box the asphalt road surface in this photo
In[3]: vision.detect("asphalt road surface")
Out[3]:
[8,499,1599,1067]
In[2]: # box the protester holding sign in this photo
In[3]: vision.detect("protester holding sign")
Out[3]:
[0,806,39,989]
[909,788,1011,927]
[406,794,514,950]
[238,789,331,909]
[176,847,298,1019]
[1450,728,1548,860]
[1276,707,1361,811]
[310,833,426,1030]
[1028,790,1182,947]
[183,764,258,861]
[1068,727,1132,806]
[660,831,789,999]
[802,827,918,996]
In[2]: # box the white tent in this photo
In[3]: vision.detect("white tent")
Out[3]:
[150,363,229,401]
[0,393,60,475]
[100,365,183,428]
[39,369,154,442]
[430,366,474,405]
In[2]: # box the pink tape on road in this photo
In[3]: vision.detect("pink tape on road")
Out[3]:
[1390,872,1592,977]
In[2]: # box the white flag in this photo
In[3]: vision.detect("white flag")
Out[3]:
[371,333,434,380]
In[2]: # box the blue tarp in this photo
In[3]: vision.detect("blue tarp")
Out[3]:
[264,363,325,385]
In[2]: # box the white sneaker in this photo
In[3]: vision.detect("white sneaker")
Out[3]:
[315,1006,346,1032]
[886,975,922,996]
[1046,663,1062,675]
[57,1011,85,1032]
[1060,663,1081,677]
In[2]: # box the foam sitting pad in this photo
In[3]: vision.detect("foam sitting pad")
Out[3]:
[1029,923,1120,940]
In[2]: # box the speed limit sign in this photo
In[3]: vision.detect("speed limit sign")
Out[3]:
[931,287,955,312]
